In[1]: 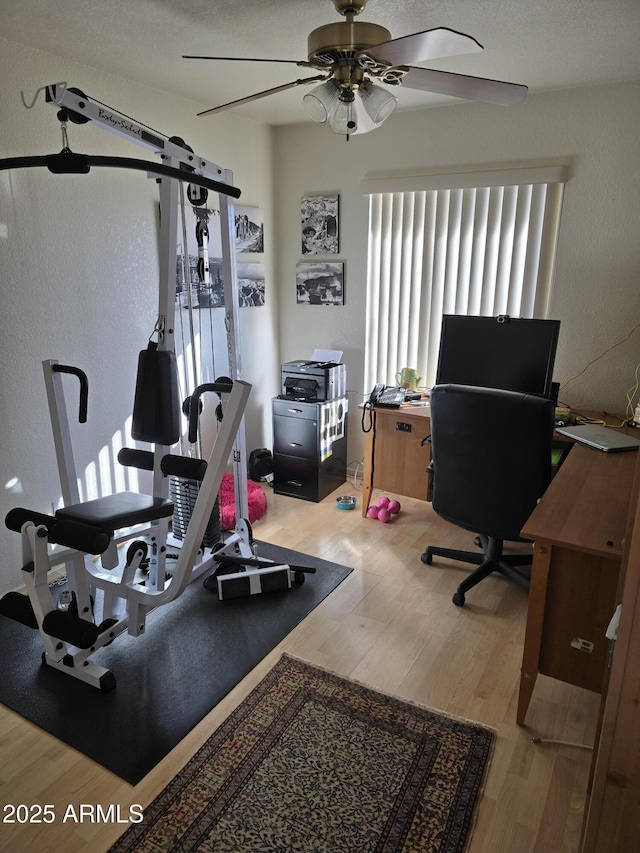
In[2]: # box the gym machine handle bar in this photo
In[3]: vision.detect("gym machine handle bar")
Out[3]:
[0,153,241,199]
[52,363,88,423]
[188,381,234,444]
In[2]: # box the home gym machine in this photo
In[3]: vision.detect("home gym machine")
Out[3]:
[0,83,312,690]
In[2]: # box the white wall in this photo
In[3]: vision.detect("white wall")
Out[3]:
[273,80,640,464]
[0,39,279,594]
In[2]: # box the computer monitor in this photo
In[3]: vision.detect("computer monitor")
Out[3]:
[435,314,560,400]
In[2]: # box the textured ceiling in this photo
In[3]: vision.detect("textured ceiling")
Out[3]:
[3,0,640,126]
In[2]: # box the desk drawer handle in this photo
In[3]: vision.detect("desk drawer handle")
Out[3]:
[288,442,303,447]
[287,408,303,414]
[287,480,302,487]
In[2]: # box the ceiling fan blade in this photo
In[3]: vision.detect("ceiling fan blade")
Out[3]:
[401,66,528,106]
[183,55,311,67]
[364,27,482,67]
[197,76,327,117]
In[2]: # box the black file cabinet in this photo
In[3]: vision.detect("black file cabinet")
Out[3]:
[272,397,348,502]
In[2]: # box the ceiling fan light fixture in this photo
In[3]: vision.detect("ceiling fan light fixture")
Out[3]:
[328,97,358,135]
[359,81,398,126]
[303,79,341,122]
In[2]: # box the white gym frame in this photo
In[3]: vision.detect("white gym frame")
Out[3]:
[0,83,296,690]
[38,81,251,524]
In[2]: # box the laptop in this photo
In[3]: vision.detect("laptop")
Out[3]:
[555,424,640,452]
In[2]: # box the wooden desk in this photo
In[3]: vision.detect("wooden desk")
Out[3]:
[361,402,432,516]
[362,398,638,725]
[517,440,638,725]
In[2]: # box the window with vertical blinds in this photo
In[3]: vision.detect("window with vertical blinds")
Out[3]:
[361,165,568,393]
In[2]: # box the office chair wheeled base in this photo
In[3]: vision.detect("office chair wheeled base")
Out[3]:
[421,534,532,607]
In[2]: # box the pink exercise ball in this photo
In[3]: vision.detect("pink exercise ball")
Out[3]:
[378,508,391,523]
[378,496,390,509]
[388,500,401,514]
[367,505,379,519]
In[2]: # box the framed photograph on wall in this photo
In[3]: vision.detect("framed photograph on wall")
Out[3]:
[237,262,266,306]
[235,206,264,254]
[176,205,225,308]
[300,195,339,254]
[296,261,344,305]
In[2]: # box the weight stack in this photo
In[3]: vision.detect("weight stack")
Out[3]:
[169,477,221,548]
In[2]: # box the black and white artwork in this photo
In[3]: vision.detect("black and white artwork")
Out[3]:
[235,206,264,254]
[176,206,265,307]
[237,262,266,307]
[301,195,339,255]
[296,262,344,306]
[176,206,225,308]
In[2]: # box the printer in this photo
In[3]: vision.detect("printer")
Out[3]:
[280,359,346,402]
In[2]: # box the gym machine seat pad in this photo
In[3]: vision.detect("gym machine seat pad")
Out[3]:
[56,493,174,531]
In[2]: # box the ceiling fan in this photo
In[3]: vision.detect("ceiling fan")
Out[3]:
[184,0,527,138]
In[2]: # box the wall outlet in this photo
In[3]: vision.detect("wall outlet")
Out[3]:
[570,637,594,653]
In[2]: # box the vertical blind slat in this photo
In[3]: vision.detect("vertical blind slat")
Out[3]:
[421,191,438,389]
[535,182,565,317]
[505,185,528,316]
[407,192,426,371]
[364,193,382,390]
[494,185,518,314]
[468,187,489,315]
[481,187,502,316]
[520,183,547,317]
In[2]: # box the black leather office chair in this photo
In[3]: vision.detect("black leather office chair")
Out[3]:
[421,384,554,606]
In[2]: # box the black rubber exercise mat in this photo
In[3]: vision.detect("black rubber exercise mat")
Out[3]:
[0,541,352,784]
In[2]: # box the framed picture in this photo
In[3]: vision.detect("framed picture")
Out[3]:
[237,262,266,307]
[300,195,339,254]
[174,204,266,307]
[235,206,264,254]
[176,206,226,308]
[296,262,344,306]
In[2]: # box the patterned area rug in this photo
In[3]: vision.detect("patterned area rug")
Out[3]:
[109,654,494,852]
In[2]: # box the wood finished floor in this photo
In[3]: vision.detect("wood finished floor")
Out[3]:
[0,483,599,852]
